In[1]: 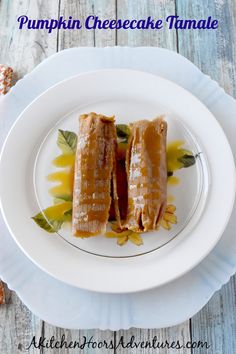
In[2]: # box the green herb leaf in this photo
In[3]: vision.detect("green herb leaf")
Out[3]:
[32,213,64,233]
[53,195,72,205]
[64,209,72,222]
[32,202,72,233]
[177,154,196,168]
[116,124,130,142]
[53,195,72,204]
[57,129,77,154]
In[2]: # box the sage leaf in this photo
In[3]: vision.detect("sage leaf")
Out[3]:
[116,124,130,142]
[177,154,196,168]
[52,194,72,203]
[53,196,72,204]
[32,202,72,233]
[32,213,63,233]
[57,129,77,154]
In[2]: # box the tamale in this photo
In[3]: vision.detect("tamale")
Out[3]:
[124,117,167,232]
[72,113,117,237]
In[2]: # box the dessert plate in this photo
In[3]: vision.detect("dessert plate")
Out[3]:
[0,47,236,329]
[0,68,235,294]
[34,90,206,258]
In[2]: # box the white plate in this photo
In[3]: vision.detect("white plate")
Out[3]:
[34,97,206,258]
[0,69,235,293]
[0,47,236,329]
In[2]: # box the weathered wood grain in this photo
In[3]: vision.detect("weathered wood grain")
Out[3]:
[117,0,176,50]
[58,0,94,49]
[58,0,116,49]
[190,277,236,354]
[93,0,116,47]
[0,0,59,79]
[176,0,236,97]
[0,290,42,354]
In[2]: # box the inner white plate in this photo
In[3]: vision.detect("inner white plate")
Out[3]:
[34,104,206,257]
[0,69,235,293]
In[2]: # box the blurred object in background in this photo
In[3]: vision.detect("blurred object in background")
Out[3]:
[0,64,13,95]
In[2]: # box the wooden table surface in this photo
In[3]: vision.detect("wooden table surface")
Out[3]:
[0,0,236,353]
